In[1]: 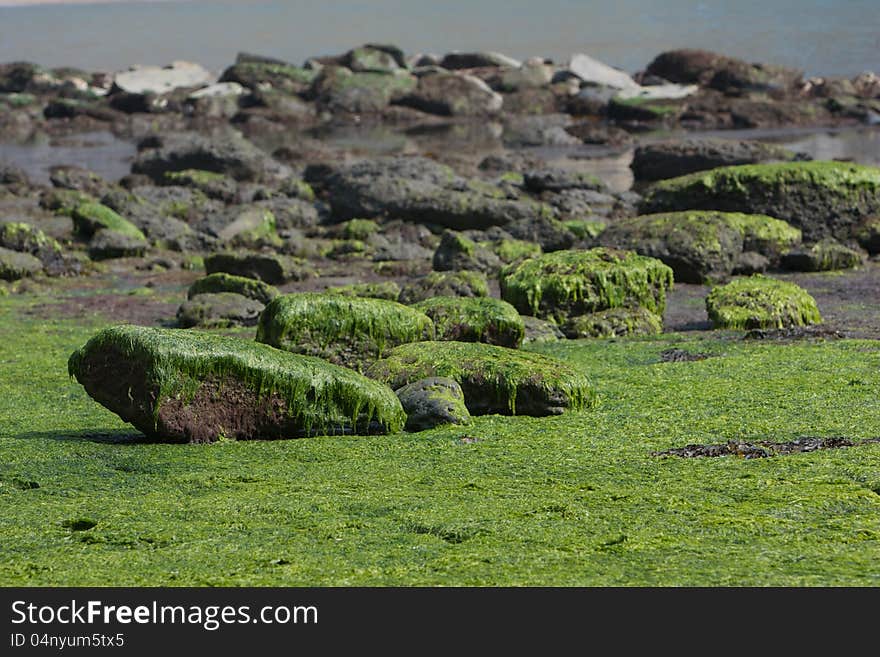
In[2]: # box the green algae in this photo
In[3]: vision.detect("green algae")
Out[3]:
[706,275,822,329]
[256,292,435,365]
[4,296,880,585]
[500,248,674,323]
[413,296,526,348]
[67,324,405,438]
[489,238,542,264]
[366,340,595,415]
[564,219,607,241]
[71,203,146,241]
[341,218,379,241]
[397,270,490,304]
[0,221,62,257]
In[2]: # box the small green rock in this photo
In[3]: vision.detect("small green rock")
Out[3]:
[706,275,822,329]
[414,296,525,348]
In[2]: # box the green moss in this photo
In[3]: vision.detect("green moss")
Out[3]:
[235,62,317,86]
[42,189,94,216]
[564,219,607,241]
[3,92,37,107]
[164,169,226,185]
[71,203,146,241]
[0,221,62,256]
[68,325,404,437]
[719,212,802,253]
[564,307,663,339]
[490,239,542,264]
[326,281,401,301]
[500,248,674,323]
[227,209,280,248]
[366,341,596,415]
[413,297,526,348]
[187,273,278,305]
[706,275,822,329]
[256,292,435,366]
[499,171,525,185]
[341,219,379,241]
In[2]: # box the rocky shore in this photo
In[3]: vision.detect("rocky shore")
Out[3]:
[3,44,880,441]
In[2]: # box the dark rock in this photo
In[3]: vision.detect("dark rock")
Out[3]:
[645,49,802,93]
[176,292,265,328]
[88,229,148,260]
[204,251,313,284]
[132,132,284,182]
[395,377,471,431]
[523,168,608,193]
[398,71,502,116]
[440,52,520,70]
[733,251,770,275]
[521,315,565,344]
[780,238,865,271]
[219,60,317,94]
[631,138,804,181]
[397,270,489,304]
[311,66,417,113]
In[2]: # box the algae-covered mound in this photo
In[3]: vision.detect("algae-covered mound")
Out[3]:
[71,202,146,240]
[366,341,596,416]
[326,281,402,301]
[413,296,525,348]
[563,307,664,339]
[68,325,406,442]
[187,272,278,305]
[176,292,265,328]
[500,248,674,324]
[257,292,435,368]
[600,211,801,283]
[640,161,880,242]
[705,275,822,330]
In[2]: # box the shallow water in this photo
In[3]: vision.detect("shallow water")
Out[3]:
[0,0,878,78]
[2,124,878,191]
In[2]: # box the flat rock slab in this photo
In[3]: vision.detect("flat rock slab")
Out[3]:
[68,325,406,442]
[113,61,215,95]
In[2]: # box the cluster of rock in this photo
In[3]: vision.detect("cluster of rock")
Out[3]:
[2,44,878,149]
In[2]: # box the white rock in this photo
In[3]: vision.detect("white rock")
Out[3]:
[114,61,215,95]
[614,83,699,101]
[188,82,245,99]
[567,53,639,90]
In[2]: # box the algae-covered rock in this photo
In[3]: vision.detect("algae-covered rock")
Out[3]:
[187,272,278,305]
[397,270,489,304]
[563,307,663,339]
[71,202,147,241]
[366,341,595,416]
[326,281,401,301]
[399,71,502,116]
[312,66,417,113]
[219,60,317,94]
[0,221,63,262]
[599,211,801,283]
[395,377,471,432]
[176,292,265,328]
[780,238,865,272]
[855,216,880,254]
[705,275,822,330]
[413,296,525,348]
[521,316,565,344]
[500,248,673,324]
[204,251,313,284]
[0,246,42,281]
[432,230,503,273]
[68,324,405,442]
[640,161,880,242]
[256,292,435,368]
[162,169,237,202]
[489,238,542,264]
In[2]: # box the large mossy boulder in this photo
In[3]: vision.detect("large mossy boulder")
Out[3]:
[367,341,595,416]
[413,296,525,348]
[599,211,801,283]
[640,161,880,243]
[705,275,822,330]
[256,292,435,368]
[500,248,673,324]
[187,272,278,305]
[68,325,406,442]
